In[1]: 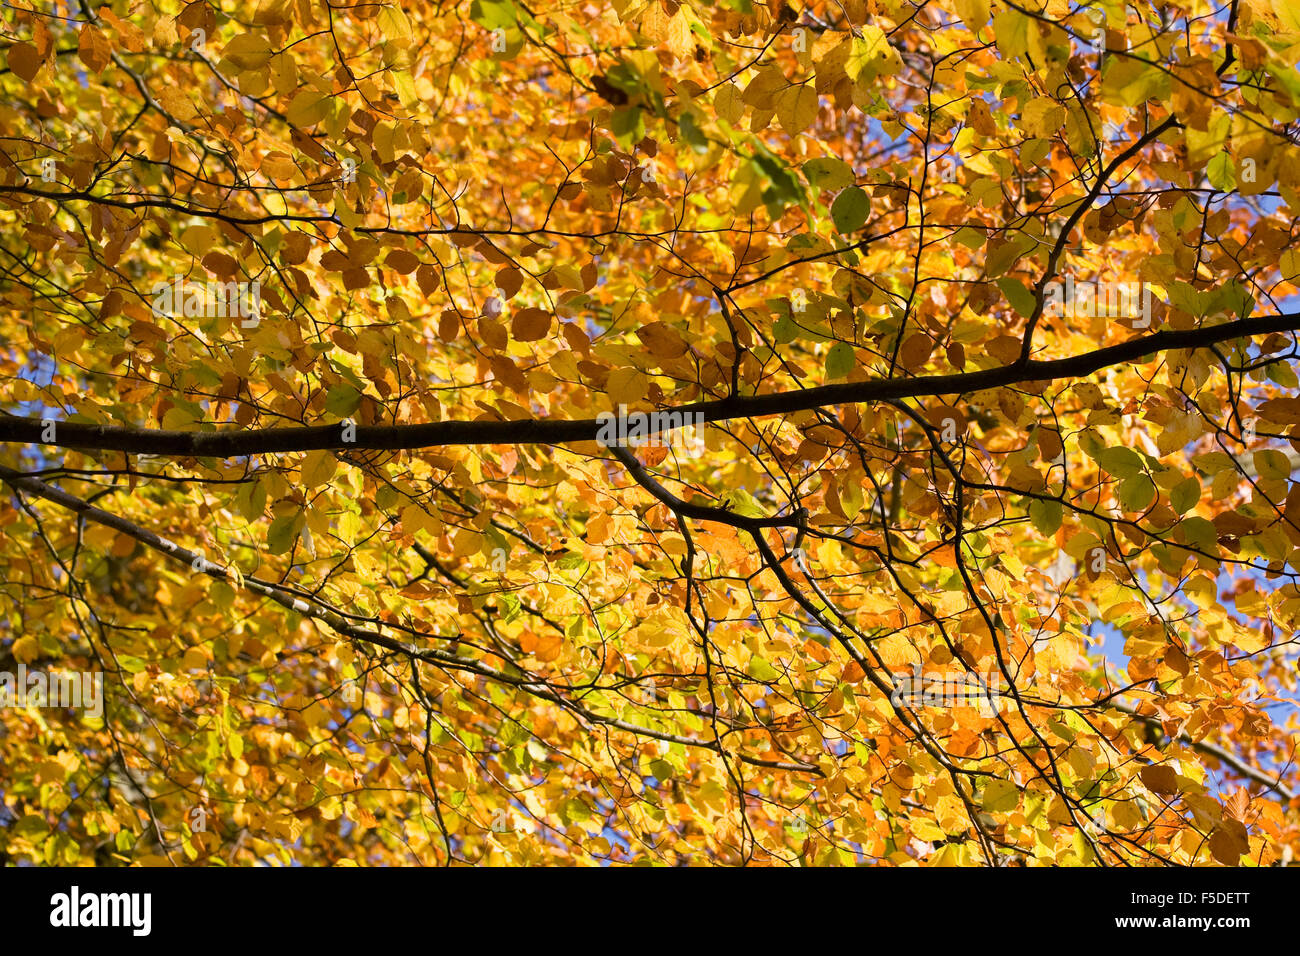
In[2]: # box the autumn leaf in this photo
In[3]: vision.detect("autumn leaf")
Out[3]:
[0,0,1297,874]
[7,42,41,82]
[77,25,112,73]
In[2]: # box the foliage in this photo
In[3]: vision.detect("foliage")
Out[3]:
[2,0,1300,866]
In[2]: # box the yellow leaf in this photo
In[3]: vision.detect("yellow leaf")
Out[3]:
[452,528,481,558]
[1021,98,1065,138]
[1273,0,1300,33]
[714,82,744,124]
[606,367,648,406]
[334,190,360,228]
[180,226,216,257]
[12,635,40,663]
[981,779,1020,812]
[302,700,328,727]
[286,90,329,128]
[377,5,413,41]
[401,503,441,536]
[1280,248,1300,281]
[847,27,902,82]
[373,121,397,164]
[665,10,694,60]
[953,0,990,31]
[222,33,274,70]
[301,449,337,488]
[77,25,111,73]
[156,86,199,122]
[992,8,1031,60]
[391,69,418,107]
[777,84,819,135]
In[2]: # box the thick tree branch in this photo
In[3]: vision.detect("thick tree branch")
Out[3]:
[3,313,1297,459]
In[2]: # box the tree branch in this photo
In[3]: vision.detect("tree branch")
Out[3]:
[3,314,1296,459]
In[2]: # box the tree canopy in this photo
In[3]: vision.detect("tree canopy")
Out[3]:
[2,0,1300,866]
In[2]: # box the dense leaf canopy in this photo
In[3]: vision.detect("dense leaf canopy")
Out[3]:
[2,0,1300,866]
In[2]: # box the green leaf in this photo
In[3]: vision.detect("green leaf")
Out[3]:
[984,234,1034,278]
[747,656,780,681]
[723,488,765,518]
[678,111,709,154]
[992,9,1030,59]
[469,0,518,30]
[1267,361,1299,388]
[15,815,49,843]
[526,738,549,762]
[1028,498,1062,535]
[1205,280,1254,321]
[1207,151,1235,191]
[1170,477,1200,514]
[1119,474,1156,511]
[1096,446,1144,479]
[751,150,806,219]
[1178,516,1218,552]
[830,186,870,233]
[117,655,147,674]
[997,277,1036,316]
[563,798,591,822]
[325,384,362,416]
[954,226,986,250]
[1192,451,1235,475]
[981,779,1019,813]
[1020,138,1050,169]
[1166,279,1207,317]
[847,26,902,80]
[603,61,643,97]
[267,511,304,555]
[803,157,855,192]
[1102,54,1172,109]
[1253,449,1291,480]
[610,107,645,143]
[825,341,855,378]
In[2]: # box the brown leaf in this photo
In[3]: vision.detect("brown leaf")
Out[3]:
[384,249,420,274]
[1208,820,1249,865]
[7,42,41,82]
[511,307,551,342]
[77,25,112,73]
[1140,764,1179,794]
[496,267,523,299]
[478,317,507,350]
[591,73,628,105]
[201,252,239,278]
